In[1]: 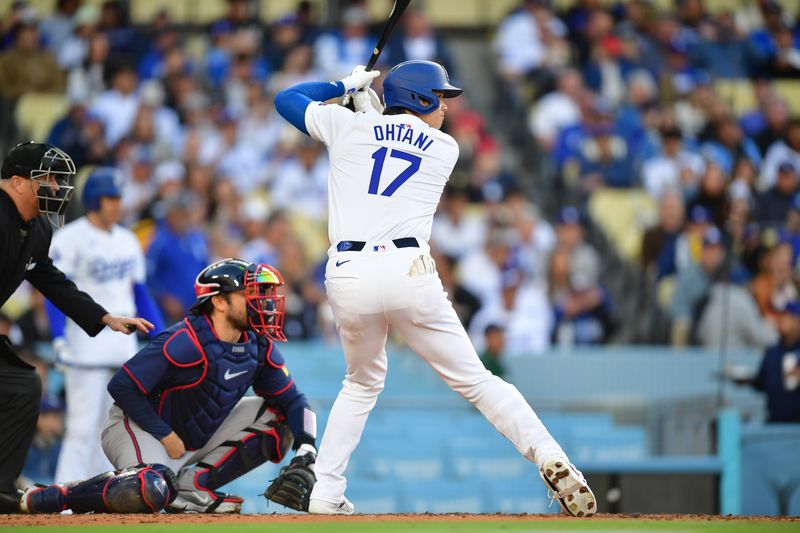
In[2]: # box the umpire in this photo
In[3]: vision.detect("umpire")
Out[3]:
[0,142,153,513]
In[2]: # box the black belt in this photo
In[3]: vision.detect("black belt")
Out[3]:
[337,238,419,252]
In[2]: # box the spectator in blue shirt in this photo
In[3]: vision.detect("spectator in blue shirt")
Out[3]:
[146,192,209,324]
[578,123,637,193]
[701,116,761,175]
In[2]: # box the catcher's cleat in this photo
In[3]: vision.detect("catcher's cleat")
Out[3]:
[19,484,66,514]
[539,456,596,517]
[167,490,243,514]
[308,497,355,515]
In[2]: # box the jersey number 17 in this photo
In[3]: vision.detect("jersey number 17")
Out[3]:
[368,147,421,197]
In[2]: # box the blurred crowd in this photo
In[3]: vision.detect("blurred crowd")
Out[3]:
[495,0,800,354]
[0,0,800,388]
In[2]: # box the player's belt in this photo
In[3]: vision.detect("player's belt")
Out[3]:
[337,238,419,252]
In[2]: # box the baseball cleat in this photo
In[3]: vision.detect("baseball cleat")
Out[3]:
[19,484,67,514]
[539,456,596,517]
[168,490,243,514]
[308,497,355,515]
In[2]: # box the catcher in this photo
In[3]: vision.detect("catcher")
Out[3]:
[20,259,317,514]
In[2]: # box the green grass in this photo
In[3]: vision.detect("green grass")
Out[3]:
[4,520,796,533]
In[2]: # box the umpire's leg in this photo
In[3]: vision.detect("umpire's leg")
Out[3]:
[0,336,42,513]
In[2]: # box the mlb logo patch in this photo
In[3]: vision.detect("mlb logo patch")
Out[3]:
[373,245,386,252]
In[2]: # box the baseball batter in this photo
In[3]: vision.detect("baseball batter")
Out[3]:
[274,60,596,516]
[23,259,318,514]
[46,167,165,483]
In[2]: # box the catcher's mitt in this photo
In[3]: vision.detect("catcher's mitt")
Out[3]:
[263,452,316,512]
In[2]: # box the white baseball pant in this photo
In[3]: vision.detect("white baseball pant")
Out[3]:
[310,245,566,504]
[54,367,116,483]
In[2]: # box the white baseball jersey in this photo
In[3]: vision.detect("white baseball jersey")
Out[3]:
[303,102,575,509]
[304,103,459,252]
[50,218,144,367]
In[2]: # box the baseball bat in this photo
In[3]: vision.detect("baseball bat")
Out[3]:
[367,0,412,71]
[345,0,411,110]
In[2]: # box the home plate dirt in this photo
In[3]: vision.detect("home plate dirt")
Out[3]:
[3,513,797,526]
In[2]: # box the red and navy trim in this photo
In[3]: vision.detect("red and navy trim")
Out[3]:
[123,415,144,464]
[157,320,208,417]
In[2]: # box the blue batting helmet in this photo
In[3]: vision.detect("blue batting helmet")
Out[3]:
[82,167,122,211]
[382,60,462,115]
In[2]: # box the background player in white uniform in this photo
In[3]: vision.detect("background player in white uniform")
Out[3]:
[275,60,596,517]
[46,168,164,482]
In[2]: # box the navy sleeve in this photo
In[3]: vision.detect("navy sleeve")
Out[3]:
[254,344,315,449]
[274,81,345,135]
[108,370,174,441]
[107,332,174,441]
[133,282,165,338]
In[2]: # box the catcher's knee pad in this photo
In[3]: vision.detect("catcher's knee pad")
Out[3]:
[189,422,293,493]
[23,464,177,514]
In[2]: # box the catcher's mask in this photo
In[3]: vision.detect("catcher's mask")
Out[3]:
[1,142,76,228]
[192,258,286,341]
[244,263,287,342]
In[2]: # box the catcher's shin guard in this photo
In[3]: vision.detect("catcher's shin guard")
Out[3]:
[171,422,292,513]
[20,464,177,514]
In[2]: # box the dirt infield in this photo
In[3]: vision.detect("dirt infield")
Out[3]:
[3,513,798,526]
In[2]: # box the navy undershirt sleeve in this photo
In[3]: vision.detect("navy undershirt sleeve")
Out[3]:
[108,368,173,440]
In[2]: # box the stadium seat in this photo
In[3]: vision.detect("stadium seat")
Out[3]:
[714,79,757,116]
[656,275,677,311]
[259,0,324,23]
[345,478,405,513]
[588,187,658,263]
[288,212,328,263]
[444,438,529,480]
[485,474,557,514]
[402,477,489,513]
[417,0,517,28]
[14,93,68,143]
[569,426,648,463]
[130,1,191,25]
[357,441,447,481]
[772,80,800,115]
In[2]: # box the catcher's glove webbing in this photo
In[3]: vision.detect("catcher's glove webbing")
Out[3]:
[263,452,316,512]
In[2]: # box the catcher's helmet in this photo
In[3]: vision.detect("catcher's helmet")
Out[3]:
[1,141,76,228]
[383,60,462,115]
[191,258,286,341]
[82,167,123,212]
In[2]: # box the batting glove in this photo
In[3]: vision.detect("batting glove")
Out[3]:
[351,87,385,114]
[340,65,380,95]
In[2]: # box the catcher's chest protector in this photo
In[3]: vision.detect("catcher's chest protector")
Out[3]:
[157,315,266,450]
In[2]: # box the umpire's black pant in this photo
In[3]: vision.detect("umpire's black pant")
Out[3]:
[0,335,41,501]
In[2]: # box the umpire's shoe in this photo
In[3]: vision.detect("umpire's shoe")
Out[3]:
[308,496,355,515]
[168,490,243,514]
[539,456,596,517]
[0,490,23,514]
